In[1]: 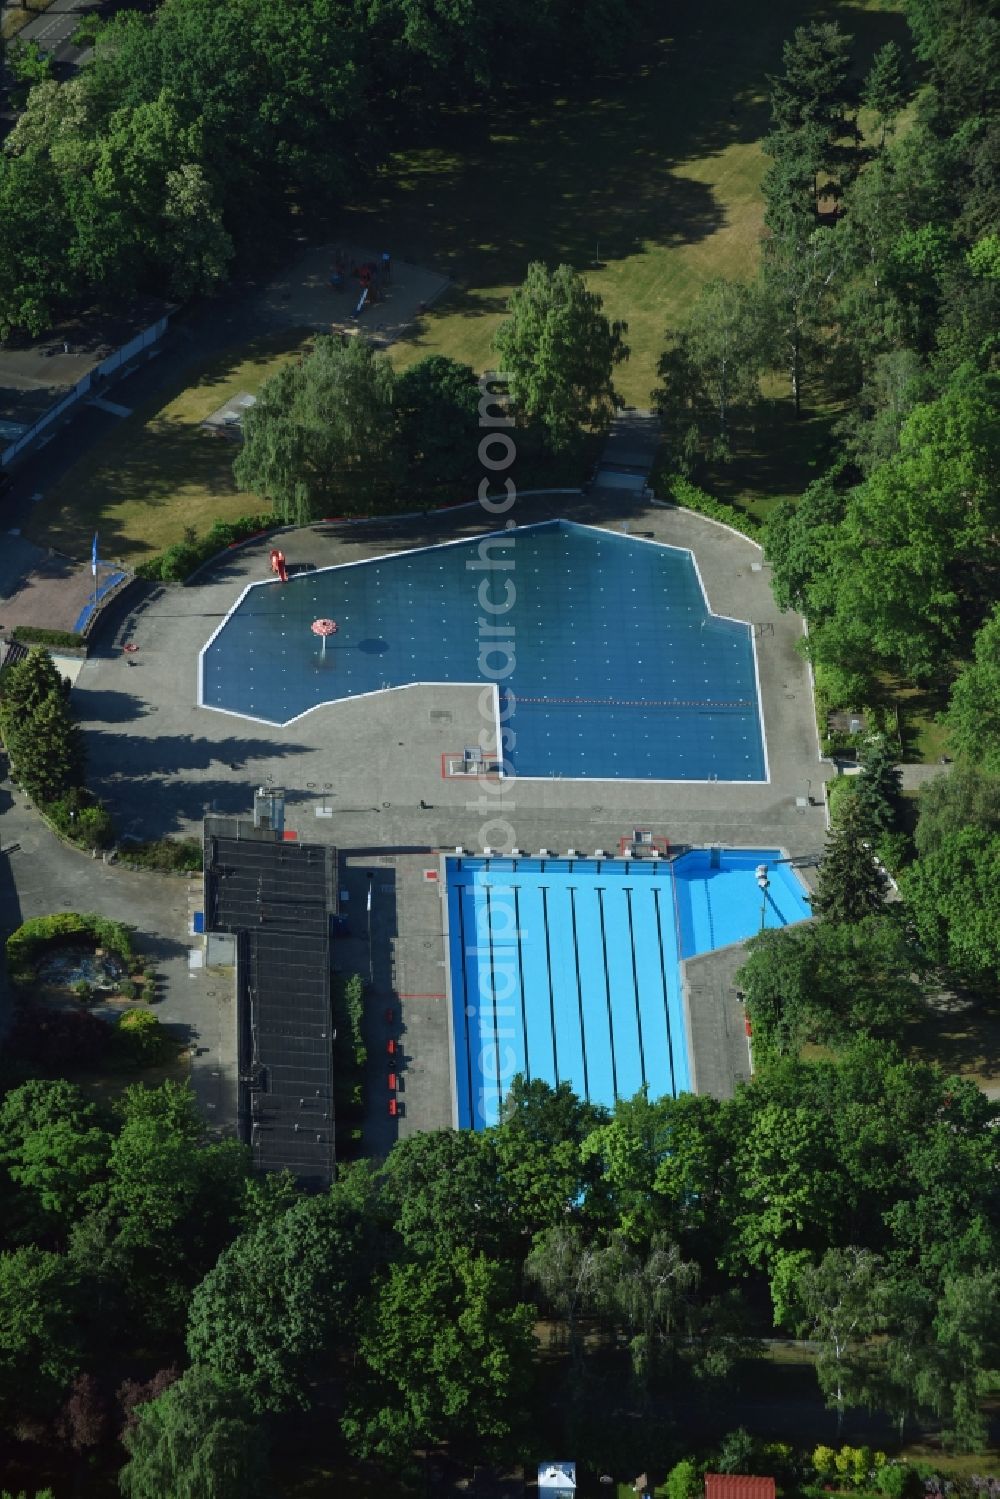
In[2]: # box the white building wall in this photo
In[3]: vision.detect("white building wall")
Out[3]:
[1,312,170,466]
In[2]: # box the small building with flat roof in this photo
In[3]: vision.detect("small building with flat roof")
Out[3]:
[0,298,172,467]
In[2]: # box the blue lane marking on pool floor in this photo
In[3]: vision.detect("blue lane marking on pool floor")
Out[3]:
[200,519,766,782]
[446,851,812,1128]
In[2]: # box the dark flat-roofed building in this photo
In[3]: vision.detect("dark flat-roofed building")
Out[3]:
[204,811,338,1189]
[0,299,172,467]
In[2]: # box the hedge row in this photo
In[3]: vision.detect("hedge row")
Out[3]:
[334,972,368,1131]
[664,475,763,542]
[135,513,279,582]
[120,837,203,873]
[11,625,86,649]
[6,912,137,985]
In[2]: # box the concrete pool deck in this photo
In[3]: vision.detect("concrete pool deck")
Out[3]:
[74,489,830,1134]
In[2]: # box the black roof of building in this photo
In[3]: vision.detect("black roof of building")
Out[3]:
[204,819,338,1189]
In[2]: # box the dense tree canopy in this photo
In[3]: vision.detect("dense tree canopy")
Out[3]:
[913,764,1000,858]
[737,916,922,1059]
[0,1047,996,1484]
[119,1367,269,1499]
[944,605,1000,774]
[900,828,1000,984]
[765,371,1000,682]
[186,1191,375,1413]
[0,0,659,339]
[234,336,399,523]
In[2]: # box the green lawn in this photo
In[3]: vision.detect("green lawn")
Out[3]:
[26,329,312,564]
[373,0,906,417]
[29,0,904,559]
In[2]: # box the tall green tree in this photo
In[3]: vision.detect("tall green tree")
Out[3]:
[378,1129,512,1259]
[764,21,857,217]
[5,40,53,109]
[943,604,1000,774]
[811,803,889,925]
[768,22,855,140]
[342,1249,536,1464]
[0,647,84,805]
[854,734,902,836]
[760,214,840,416]
[395,356,482,506]
[830,371,1000,678]
[654,279,766,466]
[0,647,67,719]
[0,148,76,338]
[0,1248,81,1426]
[107,1083,248,1325]
[792,1248,885,1433]
[905,0,999,129]
[930,1269,1000,1451]
[119,1366,269,1499]
[580,1091,676,1241]
[764,469,849,615]
[0,1080,110,1242]
[900,827,1000,983]
[235,335,400,522]
[914,763,1000,857]
[186,1191,374,1413]
[729,1099,842,1319]
[495,1077,607,1233]
[570,1230,701,1392]
[493,262,629,450]
[737,916,921,1058]
[5,693,84,806]
[862,42,906,148]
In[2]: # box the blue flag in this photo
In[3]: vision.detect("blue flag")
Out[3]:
[91,533,98,578]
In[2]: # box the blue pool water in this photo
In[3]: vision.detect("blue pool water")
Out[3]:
[200,520,766,782]
[446,849,811,1128]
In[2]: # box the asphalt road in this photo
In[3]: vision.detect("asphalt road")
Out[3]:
[1,0,160,133]
[0,764,238,1126]
[17,0,101,62]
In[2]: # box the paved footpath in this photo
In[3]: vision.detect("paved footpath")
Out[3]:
[0,764,237,1131]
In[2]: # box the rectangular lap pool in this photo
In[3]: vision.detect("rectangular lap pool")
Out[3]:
[445,849,812,1128]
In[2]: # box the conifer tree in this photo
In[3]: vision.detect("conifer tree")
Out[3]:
[811,801,889,924]
[862,42,906,148]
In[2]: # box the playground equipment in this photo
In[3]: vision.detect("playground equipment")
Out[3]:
[269,549,288,583]
[352,260,381,316]
[311,618,338,657]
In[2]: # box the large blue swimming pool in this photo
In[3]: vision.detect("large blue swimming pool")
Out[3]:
[199,520,767,782]
[445,849,811,1128]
